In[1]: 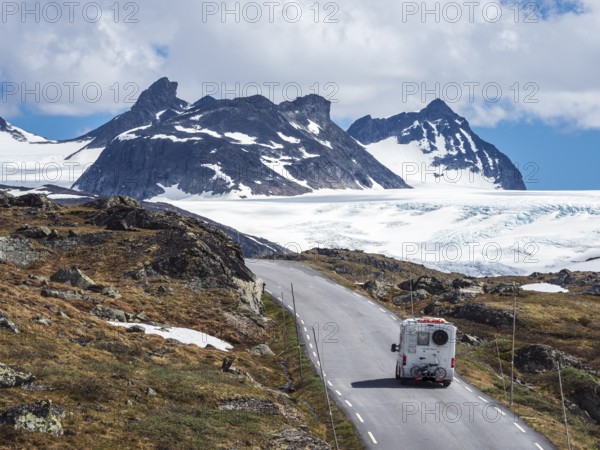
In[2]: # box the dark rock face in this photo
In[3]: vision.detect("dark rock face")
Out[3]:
[74,84,410,199]
[550,269,577,287]
[88,201,265,314]
[399,276,450,295]
[71,77,189,151]
[448,302,515,327]
[572,385,600,423]
[0,400,66,436]
[347,99,526,190]
[515,344,586,373]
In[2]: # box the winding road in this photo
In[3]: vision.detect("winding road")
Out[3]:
[248,259,557,450]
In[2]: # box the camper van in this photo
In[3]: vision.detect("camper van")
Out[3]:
[391,317,456,387]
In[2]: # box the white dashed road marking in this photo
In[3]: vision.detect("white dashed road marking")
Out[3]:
[327,381,333,387]
[335,390,342,396]
[368,432,378,444]
[464,386,473,392]
[495,407,506,416]
[478,396,488,403]
[345,400,353,407]
[356,413,364,423]
[534,443,544,450]
[514,423,526,433]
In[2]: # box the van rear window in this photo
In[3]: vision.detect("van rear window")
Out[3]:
[417,332,429,346]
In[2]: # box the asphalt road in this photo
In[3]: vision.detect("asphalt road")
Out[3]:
[247,259,558,450]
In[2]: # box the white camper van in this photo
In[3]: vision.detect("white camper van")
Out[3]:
[391,317,456,387]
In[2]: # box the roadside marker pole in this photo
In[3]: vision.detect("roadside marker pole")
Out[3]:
[312,327,339,450]
[281,292,288,352]
[495,336,507,400]
[510,292,517,406]
[291,283,303,379]
[557,360,572,450]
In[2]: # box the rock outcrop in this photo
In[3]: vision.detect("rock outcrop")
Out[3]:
[0,400,66,436]
[0,363,35,388]
[515,344,587,373]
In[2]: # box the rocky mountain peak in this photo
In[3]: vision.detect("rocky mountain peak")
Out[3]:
[131,77,184,114]
[280,94,331,122]
[420,98,459,120]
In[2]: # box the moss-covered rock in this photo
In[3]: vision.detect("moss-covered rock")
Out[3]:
[0,400,66,436]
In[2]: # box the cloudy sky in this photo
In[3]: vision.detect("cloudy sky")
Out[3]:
[1,0,598,188]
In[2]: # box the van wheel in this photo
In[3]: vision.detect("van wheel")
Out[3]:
[395,363,401,380]
[442,381,452,388]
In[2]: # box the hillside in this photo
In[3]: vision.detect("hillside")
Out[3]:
[275,248,600,450]
[0,192,360,449]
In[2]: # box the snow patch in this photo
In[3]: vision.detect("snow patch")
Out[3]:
[110,322,232,351]
[277,132,301,144]
[521,283,569,293]
[225,132,257,145]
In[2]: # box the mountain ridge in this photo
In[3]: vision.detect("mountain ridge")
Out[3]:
[347,99,526,190]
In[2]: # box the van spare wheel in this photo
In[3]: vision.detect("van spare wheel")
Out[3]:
[432,330,449,346]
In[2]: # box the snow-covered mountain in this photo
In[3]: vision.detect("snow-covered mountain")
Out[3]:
[0,116,95,189]
[348,99,526,190]
[74,81,410,199]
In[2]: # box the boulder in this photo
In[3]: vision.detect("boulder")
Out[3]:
[362,280,392,299]
[486,283,521,296]
[0,191,14,207]
[0,363,35,388]
[572,384,600,424]
[14,225,52,239]
[218,397,280,415]
[88,285,121,299]
[50,266,96,289]
[583,284,600,296]
[84,196,141,210]
[0,400,66,436]
[10,194,61,211]
[0,311,19,333]
[515,344,586,373]
[126,325,146,334]
[449,302,515,327]
[393,289,429,305]
[250,344,275,357]
[460,334,482,346]
[0,236,39,268]
[443,285,484,303]
[41,289,82,301]
[268,428,331,450]
[399,276,450,295]
[31,316,52,327]
[91,305,128,323]
[550,269,577,287]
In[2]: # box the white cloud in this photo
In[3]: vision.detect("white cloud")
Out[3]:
[0,0,599,129]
